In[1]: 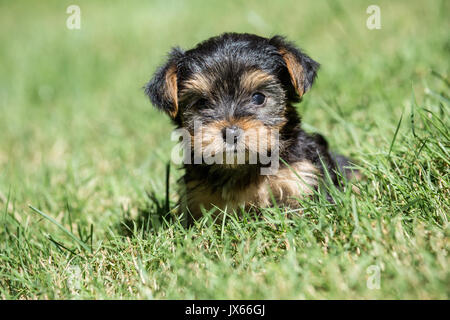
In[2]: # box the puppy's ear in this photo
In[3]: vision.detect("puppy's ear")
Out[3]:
[269,36,319,98]
[145,47,184,119]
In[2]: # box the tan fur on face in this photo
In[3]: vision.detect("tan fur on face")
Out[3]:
[180,69,276,103]
[234,118,278,155]
[191,118,278,165]
[191,121,228,163]
[279,48,305,97]
[183,160,319,219]
[240,70,275,92]
[180,72,212,96]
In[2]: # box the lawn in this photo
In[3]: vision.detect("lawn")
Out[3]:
[0,0,448,299]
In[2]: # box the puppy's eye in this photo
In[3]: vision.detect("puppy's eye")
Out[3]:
[193,98,207,109]
[251,93,266,105]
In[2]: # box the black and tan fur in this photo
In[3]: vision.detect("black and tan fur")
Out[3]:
[145,33,357,221]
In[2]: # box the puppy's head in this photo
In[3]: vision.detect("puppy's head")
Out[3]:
[145,33,319,166]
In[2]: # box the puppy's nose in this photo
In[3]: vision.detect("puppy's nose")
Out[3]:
[222,125,242,144]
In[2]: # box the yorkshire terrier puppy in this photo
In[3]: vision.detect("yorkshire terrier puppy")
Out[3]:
[145,33,357,221]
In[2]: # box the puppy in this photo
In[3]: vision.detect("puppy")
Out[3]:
[145,33,357,221]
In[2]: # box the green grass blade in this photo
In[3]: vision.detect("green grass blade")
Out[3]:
[29,205,91,252]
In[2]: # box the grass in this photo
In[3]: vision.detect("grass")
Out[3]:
[0,0,449,299]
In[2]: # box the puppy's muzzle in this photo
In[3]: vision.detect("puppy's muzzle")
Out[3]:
[221,125,243,146]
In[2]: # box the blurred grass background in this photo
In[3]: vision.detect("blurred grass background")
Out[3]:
[0,0,448,299]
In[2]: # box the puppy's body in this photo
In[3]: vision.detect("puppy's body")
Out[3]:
[145,33,355,220]
[183,160,319,219]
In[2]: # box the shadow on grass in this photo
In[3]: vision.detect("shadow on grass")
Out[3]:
[118,190,173,238]
[117,163,177,237]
